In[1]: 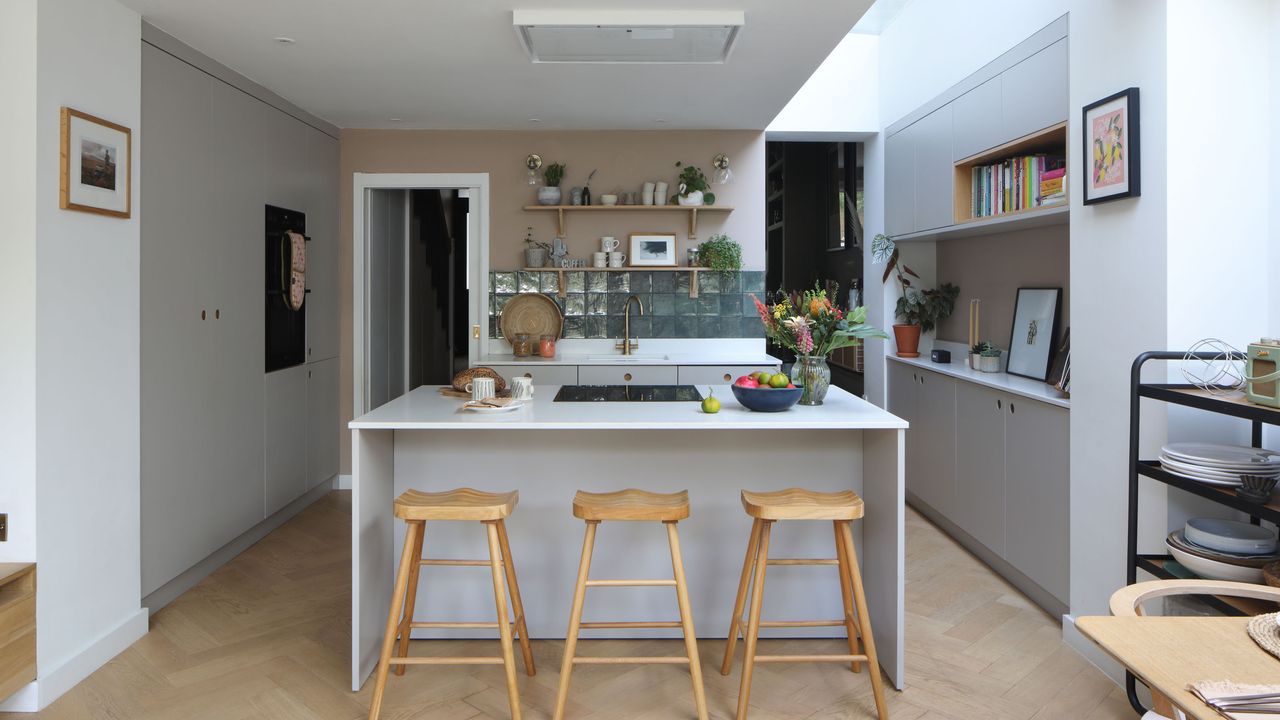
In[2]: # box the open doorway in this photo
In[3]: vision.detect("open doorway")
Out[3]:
[355,173,489,415]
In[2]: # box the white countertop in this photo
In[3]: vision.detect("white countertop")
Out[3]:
[888,355,1070,409]
[350,385,907,430]
[475,352,780,366]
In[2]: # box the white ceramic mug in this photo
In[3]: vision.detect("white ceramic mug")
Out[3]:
[654,182,668,205]
[510,376,534,401]
[608,252,627,268]
[592,252,607,268]
[465,376,495,402]
[600,236,619,253]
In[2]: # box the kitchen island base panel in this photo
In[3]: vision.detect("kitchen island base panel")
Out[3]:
[352,425,905,692]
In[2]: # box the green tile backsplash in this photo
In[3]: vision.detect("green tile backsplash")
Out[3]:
[489,270,766,340]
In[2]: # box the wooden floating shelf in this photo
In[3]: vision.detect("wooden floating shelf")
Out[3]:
[894,204,1067,243]
[522,204,733,240]
[519,267,708,299]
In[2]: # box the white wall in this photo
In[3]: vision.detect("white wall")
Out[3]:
[16,0,147,709]
[1272,2,1280,341]
[768,33,880,139]
[0,0,39,565]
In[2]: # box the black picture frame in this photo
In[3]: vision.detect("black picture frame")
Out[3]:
[1006,287,1063,382]
[1082,87,1140,205]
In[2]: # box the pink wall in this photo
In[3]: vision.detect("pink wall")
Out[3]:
[338,129,766,472]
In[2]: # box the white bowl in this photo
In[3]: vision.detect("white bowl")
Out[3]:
[1185,517,1278,555]
[1167,538,1264,582]
[599,194,618,206]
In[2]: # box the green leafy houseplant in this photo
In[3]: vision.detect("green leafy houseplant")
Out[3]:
[894,283,959,332]
[543,162,566,188]
[694,234,742,272]
[871,233,959,357]
[674,161,708,202]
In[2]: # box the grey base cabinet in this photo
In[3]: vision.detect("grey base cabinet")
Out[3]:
[891,363,1069,606]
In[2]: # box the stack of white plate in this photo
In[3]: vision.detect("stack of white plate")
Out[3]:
[1158,442,1280,487]
[1166,518,1280,583]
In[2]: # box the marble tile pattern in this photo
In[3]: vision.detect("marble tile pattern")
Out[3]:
[489,270,766,340]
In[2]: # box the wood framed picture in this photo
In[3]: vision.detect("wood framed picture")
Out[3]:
[1082,87,1139,205]
[1006,287,1063,382]
[60,107,132,218]
[628,233,677,267]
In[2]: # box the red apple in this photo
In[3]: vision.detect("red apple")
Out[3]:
[734,376,759,388]
[786,383,796,389]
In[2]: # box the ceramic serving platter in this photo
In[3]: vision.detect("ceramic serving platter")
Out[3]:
[1162,442,1280,470]
[1185,517,1278,555]
[1157,457,1248,486]
[462,401,526,414]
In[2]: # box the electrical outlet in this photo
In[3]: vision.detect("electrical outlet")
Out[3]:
[0,513,7,542]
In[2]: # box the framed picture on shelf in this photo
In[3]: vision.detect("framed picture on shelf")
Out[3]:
[1082,87,1140,205]
[1006,287,1063,381]
[60,107,132,218]
[628,233,677,267]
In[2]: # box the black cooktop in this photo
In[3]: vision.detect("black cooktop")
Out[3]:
[553,385,704,402]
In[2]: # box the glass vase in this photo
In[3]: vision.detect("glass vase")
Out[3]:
[791,355,831,406]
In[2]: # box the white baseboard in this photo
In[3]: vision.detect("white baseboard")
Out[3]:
[142,479,336,612]
[1062,614,1124,684]
[337,474,352,490]
[0,607,149,712]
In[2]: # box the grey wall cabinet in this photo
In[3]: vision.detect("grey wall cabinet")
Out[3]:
[884,130,915,237]
[911,106,955,232]
[890,363,1069,606]
[1003,396,1069,602]
[141,45,339,599]
[951,77,1003,161]
[307,358,341,490]
[1001,39,1068,144]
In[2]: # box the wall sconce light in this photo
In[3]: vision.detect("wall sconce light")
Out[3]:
[712,153,733,185]
[525,154,543,185]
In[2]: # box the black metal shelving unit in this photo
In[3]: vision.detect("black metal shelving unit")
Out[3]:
[1126,350,1280,715]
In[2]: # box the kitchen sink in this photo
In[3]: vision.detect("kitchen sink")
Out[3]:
[553,385,703,402]
[582,354,671,362]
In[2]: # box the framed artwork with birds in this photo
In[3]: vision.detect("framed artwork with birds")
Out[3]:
[1083,87,1140,204]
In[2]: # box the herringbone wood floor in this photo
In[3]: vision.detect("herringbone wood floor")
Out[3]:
[3,492,1131,719]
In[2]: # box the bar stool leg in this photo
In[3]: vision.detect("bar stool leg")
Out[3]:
[486,521,523,720]
[721,518,762,675]
[833,521,863,674]
[665,521,709,720]
[838,521,888,719]
[736,520,773,720]
[553,521,599,720]
[367,520,421,720]
[393,521,427,676]
[496,520,536,676]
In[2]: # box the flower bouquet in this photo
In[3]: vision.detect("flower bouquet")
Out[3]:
[751,286,887,405]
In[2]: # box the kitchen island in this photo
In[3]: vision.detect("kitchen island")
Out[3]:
[350,385,907,691]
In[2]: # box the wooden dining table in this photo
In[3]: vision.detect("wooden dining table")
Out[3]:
[1076,615,1280,720]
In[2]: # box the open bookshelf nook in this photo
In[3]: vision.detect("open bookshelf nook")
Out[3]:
[953,122,1066,225]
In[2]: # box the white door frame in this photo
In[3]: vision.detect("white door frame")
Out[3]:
[353,172,489,416]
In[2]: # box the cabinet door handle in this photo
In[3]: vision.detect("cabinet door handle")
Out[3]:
[201,310,206,321]
[624,373,633,382]
[214,309,220,320]
[1010,402,1016,414]
[723,373,732,382]
[523,372,533,379]
[997,399,1002,410]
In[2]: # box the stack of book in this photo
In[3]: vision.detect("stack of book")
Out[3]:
[969,154,1065,218]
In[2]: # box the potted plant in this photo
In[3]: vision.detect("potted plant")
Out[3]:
[750,285,887,405]
[871,233,959,358]
[523,227,551,267]
[674,161,708,206]
[693,234,742,272]
[969,341,988,370]
[538,162,565,205]
[977,343,1003,373]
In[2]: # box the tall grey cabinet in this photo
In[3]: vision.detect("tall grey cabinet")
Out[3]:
[141,43,340,600]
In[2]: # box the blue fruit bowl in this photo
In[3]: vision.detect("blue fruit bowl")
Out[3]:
[731,384,803,412]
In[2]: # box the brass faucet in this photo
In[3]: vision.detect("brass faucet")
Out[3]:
[616,294,644,355]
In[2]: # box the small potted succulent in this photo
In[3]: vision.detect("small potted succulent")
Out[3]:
[523,227,551,267]
[674,161,709,206]
[537,162,565,205]
[977,343,1003,373]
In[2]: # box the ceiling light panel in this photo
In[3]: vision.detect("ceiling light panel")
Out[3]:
[513,9,744,64]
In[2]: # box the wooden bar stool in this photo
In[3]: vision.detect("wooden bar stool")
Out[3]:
[720,488,888,720]
[367,489,535,720]
[553,489,708,720]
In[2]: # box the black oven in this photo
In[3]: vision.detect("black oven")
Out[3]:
[265,205,307,372]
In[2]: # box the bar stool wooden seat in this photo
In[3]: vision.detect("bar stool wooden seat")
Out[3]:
[721,488,888,720]
[553,489,707,720]
[367,489,534,720]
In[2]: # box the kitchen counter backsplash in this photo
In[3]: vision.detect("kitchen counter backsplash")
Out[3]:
[489,270,766,340]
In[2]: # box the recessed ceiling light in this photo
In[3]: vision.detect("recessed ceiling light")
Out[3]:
[388,118,403,122]
[528,118,542,123]
[274,36,296,44]
[655,119,668,124]
[513,9,743,64]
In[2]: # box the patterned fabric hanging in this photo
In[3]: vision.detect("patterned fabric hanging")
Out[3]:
[283,230,306,311]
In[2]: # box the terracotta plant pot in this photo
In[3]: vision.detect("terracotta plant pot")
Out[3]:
[893,324,922,358]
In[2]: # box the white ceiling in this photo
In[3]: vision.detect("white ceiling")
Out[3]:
[119,0,873,130]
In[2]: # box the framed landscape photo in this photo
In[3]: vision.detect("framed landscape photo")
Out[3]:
[1082,87,1139,205]
[60,107,132,218]
[628,233,677,267]
[1006,287,1062,382]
